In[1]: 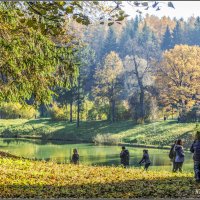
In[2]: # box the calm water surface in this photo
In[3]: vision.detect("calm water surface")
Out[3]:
[0,138,194,171]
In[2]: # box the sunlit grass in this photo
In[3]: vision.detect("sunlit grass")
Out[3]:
[0,119,198,146]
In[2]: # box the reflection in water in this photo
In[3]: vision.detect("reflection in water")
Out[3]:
[0,138,194,171]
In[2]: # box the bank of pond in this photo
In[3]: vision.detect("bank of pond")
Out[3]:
[0,138,195,172]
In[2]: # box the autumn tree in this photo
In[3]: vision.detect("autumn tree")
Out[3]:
[124,56,154,123]
[120,21,160,123]
[93,51,123,123]
[156,45,200,119]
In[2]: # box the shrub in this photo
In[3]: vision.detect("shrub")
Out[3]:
[116,101,131,120]
[87,102,109,120]
[80,100,95,120]
[93,133,121,144]
[180,105,200,122]
[49,103,67,121]
[0,102,38,119]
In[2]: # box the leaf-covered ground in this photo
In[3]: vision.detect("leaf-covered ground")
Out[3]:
[0,157,200,198]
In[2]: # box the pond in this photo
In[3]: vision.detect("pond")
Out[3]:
[0,138,194,172]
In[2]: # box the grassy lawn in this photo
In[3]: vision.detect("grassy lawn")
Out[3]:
[0,119,198,147]
[0,156,199,198]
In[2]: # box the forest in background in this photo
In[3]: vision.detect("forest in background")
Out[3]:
[41,14,200,125]
[0,2,200,127]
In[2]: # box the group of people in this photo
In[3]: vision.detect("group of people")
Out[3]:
[120,146,151,170]
[71,146,151,170]
[71,130,200,182]
[169,130,200,182]
[169,139,185,172]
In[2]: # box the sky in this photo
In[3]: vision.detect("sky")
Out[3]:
[122,1,200,20]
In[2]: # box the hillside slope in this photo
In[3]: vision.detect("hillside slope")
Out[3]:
[0,119,198,147]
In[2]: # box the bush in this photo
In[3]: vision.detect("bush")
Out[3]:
[180,105,200,122]
[49,103,67,121]
[80,100,95,120]
[93,133,121,144]
[116,101,131,120]
[87,102,109,120]
[0,102,38,119]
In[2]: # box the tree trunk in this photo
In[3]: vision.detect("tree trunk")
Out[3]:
[110,82,116,123]
[40,104,45,117]
[132,57,145,124]
[111,99,115,123]
[139,89,145,124]
[70,100,73,123]
[76,77,80,128]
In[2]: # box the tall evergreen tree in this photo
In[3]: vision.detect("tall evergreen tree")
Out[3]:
[133,15,139,33]
[139,22,152,45]
[118,15,140,58]
[161,26,173,51]
[129,15,139,38]
[102,27,117,59]
[192,17,200,45]
[171,21,183,48]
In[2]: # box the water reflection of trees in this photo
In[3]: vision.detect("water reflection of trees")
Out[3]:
[2,138,88,146]
[0,139,193,169]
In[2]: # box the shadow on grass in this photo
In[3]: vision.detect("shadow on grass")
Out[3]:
[25,119,137,134]
[3,119,197,144]
[0,176,197,198]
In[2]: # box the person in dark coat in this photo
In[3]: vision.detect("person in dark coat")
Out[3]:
[139,149,151,170]
[71,148,79,164]
[174,139,185,172]
[120,146,130,167]
[190,131,200,182]
[169,140,177,172]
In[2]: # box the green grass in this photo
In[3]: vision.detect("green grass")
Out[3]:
[0,119,198,147]
[0,156,199,198]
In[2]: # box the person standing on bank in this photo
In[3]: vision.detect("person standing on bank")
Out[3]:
[139,149,151,171]
[71,148,79,165]
[169,140,177,172]
[190,131,200,182]
[120,146,130,168]
[174,139,185,172]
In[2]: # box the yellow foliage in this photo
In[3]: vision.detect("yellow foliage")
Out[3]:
[49,103,67,121]
[0,102,37,119]
[80,100,95,120]
[0,157,198,198]
[93,51,123,101]
[156,45,200,108]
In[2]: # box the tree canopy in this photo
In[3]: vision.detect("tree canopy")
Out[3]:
[0,4,78,105]
[156,45,200,110]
